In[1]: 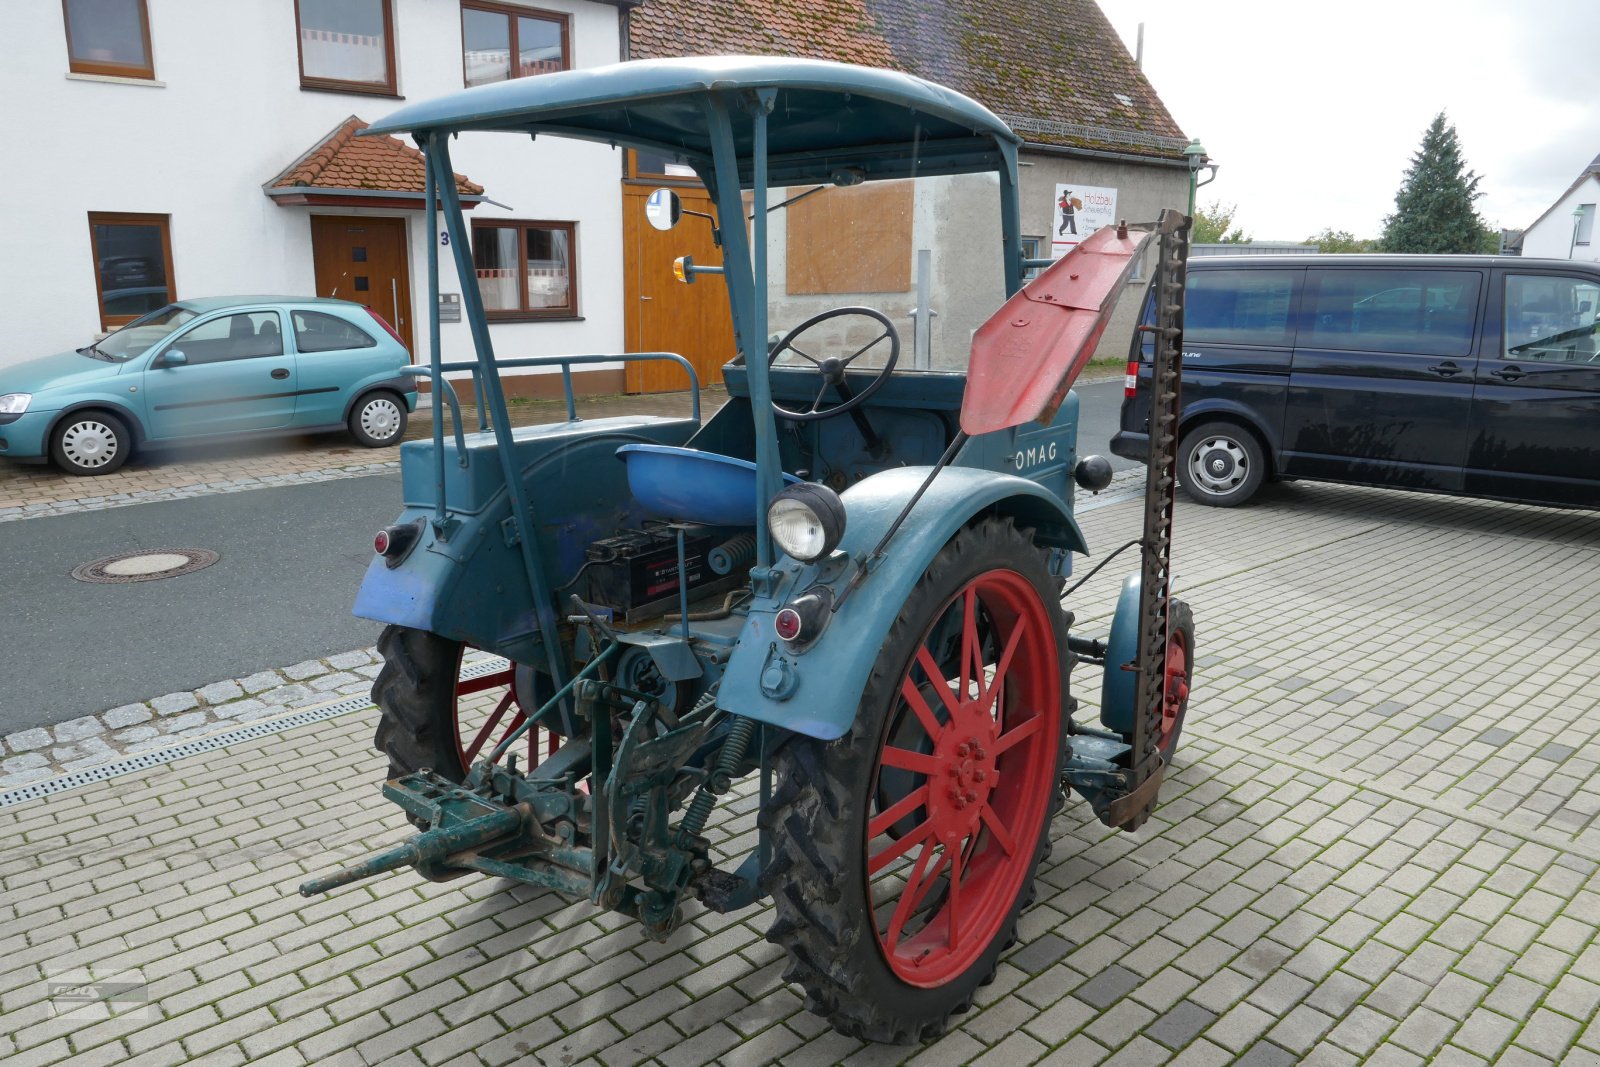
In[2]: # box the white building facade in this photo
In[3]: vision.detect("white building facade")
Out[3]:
[0,0,635,391]
[1520,154,1600,264]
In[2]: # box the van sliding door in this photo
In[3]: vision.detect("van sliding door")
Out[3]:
[1466,270,1600,506]
[1283,268,1484,490]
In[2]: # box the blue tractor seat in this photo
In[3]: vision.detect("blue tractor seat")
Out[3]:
[616,443,800,526]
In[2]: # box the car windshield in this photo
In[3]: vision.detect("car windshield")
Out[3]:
[84,305,198,362]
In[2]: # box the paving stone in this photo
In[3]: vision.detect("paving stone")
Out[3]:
[283,660,328,681]
[158,712,208,734]
[1208,1003,1276,1054]
[52,715,105,742]
[150,692,200,715]
[1368,701,1407,718]
[1235,1042,1298,1067]
[311,672,361,692]
[1476,728,1515,747]
[1007,934,1073,975]
[1076,965,1141,1010]
[104,704,153,728]
[327,650,372,670]
[1534,743,1576,763]
[263,685,312,707]
[5,727,51,752]
[211,699,272,722]
[198,681,244,705]
[1419,714,1457,732]
[2,752,50,773]
[1147,999,1216,1050]
[238,671,285,694]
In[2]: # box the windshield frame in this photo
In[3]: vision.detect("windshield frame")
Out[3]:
[85,304,199,362]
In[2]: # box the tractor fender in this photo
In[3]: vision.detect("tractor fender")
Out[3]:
[1099,574,1141,733]
[718,466,1088,741]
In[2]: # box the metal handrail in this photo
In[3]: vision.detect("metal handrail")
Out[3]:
[401,350,703,531]
[403,351,702,424]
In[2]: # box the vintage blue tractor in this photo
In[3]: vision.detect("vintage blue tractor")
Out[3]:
[301,56,1194,1043]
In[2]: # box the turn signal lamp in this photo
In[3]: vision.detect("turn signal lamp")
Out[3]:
[672,255,694,284]
[1124,360,1140,398]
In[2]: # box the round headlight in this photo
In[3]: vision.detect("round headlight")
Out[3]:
[766,483,847,563]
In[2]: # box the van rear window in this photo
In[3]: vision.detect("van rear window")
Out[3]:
[1306,269,1480,357]
[1185,270,1297,347]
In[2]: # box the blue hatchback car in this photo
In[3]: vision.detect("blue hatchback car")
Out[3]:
[0,296,416,475]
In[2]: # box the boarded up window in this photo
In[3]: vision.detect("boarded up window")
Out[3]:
[786,181,913,295]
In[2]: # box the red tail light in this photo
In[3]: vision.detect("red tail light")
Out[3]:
[365,306,407,349]
[373,529,392,555]
[1124,360,1140,398]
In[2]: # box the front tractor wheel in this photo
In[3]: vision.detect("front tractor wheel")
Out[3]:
[761,518,1068,1043]
[371,625,554,783]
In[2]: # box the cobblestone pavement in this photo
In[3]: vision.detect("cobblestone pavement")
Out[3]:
[4,483,1600,1066]
[0,388,718,523]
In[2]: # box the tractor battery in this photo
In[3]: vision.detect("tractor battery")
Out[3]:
[583,526,738,624]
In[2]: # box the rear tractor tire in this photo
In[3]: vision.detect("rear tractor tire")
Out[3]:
[760,518,1069,1043]
[371,625,551,783]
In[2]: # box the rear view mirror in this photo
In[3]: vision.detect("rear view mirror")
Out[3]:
[645,188,682,231]
[162,349,188,367]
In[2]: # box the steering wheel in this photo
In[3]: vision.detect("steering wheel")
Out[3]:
[766,306,900,422]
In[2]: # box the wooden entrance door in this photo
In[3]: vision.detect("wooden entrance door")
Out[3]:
[622,185,737,393]
[310,216,414,353]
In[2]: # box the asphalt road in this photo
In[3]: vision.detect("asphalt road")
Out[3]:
[0,474,400,734]
[1073,376,1135,471]
[0,379,1131,736]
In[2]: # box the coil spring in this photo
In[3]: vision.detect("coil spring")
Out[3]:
[679,716,755,838]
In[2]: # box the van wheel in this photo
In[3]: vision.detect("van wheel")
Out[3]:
[1178,422,1264,507]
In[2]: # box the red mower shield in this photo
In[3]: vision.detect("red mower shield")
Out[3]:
[961,222,1154,436]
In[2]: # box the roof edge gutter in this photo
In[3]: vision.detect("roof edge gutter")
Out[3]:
[264,185,504,208]
[1019,140,1190,169]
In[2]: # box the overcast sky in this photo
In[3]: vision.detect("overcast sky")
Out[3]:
[1099,0,1600,241]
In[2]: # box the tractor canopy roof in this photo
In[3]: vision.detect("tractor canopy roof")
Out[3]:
[363,55,1021,185]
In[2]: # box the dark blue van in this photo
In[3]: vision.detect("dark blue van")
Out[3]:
[1113,255,1600,508]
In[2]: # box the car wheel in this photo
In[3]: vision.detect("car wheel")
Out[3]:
[50,411,132,476]
[1177,421,1265,507]
[349,392,407,448]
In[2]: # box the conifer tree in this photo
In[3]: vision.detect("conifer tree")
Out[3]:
[1380,113,1494,254]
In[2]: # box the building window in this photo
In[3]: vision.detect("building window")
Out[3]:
[87,212,175,329]
[1577,204,1595,247]
[630,149,698,182]
[472,220,576,318]
[461,3,569,88]
[1021,236,1044,281]
[62,0,154,79]
[295,0,396,95]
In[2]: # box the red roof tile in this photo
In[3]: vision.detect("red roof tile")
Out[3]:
[629,0,1187,159]
[270,116,484,196]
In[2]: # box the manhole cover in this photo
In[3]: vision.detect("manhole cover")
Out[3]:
[72,548,220,584]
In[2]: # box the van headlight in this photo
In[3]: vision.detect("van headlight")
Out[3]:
[0,394,31,415]
[766,483,846,562]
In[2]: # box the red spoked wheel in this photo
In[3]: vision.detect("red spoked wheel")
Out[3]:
[452,654,559,775]
[867,569,1059,986]
[761,519,1068,1043]
[372,626,556,784]
[1153,599,1194,764]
